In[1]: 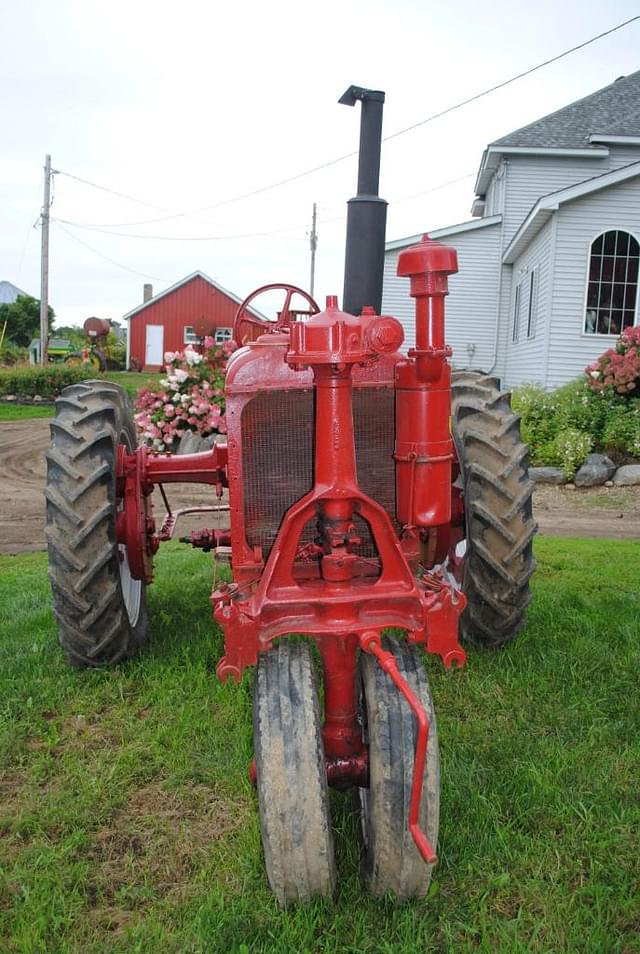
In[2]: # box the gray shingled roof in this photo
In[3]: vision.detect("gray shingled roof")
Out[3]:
[491,70,640,149]
[0,280,28,305]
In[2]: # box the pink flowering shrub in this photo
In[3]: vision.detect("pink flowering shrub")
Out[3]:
[586,325,640,395]
[135,336,234,451]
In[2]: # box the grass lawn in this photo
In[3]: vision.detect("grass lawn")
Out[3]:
[0,372,162,421]
[0,538,638,953]
[0,404,55,421]
[101,371,164,397]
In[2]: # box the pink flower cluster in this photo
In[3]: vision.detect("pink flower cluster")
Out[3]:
[134,338,233,451]
[586,326,640,395]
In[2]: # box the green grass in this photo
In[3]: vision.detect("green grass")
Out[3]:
[102,371,164,397]
[0,404,55,421]
[0,372,162,420]
[0,539,638,953]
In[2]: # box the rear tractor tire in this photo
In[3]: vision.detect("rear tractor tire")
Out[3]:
[451,370,537,648]
[45,380,148,666]
[253,640,336,906]
[358,636,440,900]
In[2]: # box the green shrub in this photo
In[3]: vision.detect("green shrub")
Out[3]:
[106,332,126,370]
[552,378,611,437]
[0,365,89,399]
[0,345,29,367]
[601,399,640,458]
[553,428,593,480]
[512,385,559,462]
[513,377,640,467]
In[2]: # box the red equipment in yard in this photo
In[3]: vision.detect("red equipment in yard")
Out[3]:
[45,86,536,905]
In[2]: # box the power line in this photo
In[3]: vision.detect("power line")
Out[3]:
[53,221,168,281]
[52,14,640,230]
[55,170,180,215]
[385,14,640,142]
[51,216,309,242]
[15,210,41,286]
[53,171,478,241]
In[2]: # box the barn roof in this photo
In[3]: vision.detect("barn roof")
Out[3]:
[123,270,263,321]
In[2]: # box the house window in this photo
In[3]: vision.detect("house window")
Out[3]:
[526,270,537,338]
[584,230,639,335]
[512,283,521,342]
[214,327,233,344]
[184,325,199,344]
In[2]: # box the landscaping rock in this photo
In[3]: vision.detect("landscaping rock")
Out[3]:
[612,465,640,486]
[529,466,565,484]
[3,394,17,402]
[32,394,44,403]
[574,453,617,487]
[604,480,614,488]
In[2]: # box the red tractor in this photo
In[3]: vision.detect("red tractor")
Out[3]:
[45,87,536,904]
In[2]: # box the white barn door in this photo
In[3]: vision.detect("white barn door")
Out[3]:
[145,325,164,365]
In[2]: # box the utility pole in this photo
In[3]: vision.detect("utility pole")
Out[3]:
[40,154,52,366]
[309,202,318,297]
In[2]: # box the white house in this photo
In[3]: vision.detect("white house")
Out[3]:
[383,71,640,388]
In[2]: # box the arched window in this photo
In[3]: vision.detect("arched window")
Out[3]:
[585,230,639,335]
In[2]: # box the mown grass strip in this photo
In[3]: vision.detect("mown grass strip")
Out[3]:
[0,539,638,953]
[0,404,56,421]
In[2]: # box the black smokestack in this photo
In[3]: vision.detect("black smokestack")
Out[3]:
[339,85,387,315]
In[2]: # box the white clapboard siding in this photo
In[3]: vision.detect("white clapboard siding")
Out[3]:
[383,220,503,371]
[546,176,640,388]
[502,220,554,387]
[502,149,640,246]
[384,146,640,390]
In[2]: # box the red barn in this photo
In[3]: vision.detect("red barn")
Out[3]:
[124,271,256,370]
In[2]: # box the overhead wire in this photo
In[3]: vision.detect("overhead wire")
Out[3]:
[53,221,168,281]
[384,14,640,142]
[51,217,310,242]
[53,171,477,241]
[53,13,640,230]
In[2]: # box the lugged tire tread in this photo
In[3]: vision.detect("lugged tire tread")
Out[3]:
[452,370,537,648]
[46,381,147,666]
[253,641,336,906]
[359,636,439,900]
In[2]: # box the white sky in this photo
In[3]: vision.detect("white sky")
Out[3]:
[1,0,639,328]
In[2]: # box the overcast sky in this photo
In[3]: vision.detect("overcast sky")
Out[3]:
[1,0,639,328]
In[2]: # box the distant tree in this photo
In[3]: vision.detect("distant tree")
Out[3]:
[0,295,55,348]
[54,325,85,347]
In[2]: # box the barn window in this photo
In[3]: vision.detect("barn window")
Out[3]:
[584,230,639,335]
[184,325,199,344]
[214,327,233,344]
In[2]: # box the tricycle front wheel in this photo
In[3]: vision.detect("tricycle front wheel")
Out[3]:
[358,636,440,899]
[253,640,336,905]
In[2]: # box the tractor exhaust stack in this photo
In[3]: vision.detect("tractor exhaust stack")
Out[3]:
[340,85,388,316]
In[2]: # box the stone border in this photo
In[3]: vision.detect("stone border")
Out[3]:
[0,395,55,406]
[530,454,640,488]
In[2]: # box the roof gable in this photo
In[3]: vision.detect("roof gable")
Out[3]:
[124,271,259,320]
[492,70,640,150]
[386,216,502,252]
[502,160,640,263]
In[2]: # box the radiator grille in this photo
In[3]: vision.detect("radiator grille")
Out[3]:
[242,387,396,558]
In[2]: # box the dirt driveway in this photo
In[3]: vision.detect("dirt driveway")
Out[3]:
[1,420,638,557]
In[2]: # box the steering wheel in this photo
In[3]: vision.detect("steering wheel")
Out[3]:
[233,283,320,346]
